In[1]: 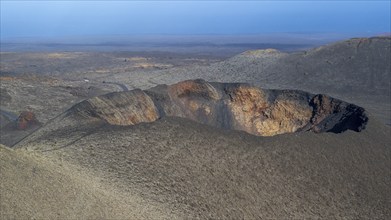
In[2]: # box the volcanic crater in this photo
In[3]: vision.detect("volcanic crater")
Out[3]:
[70,79,368,136]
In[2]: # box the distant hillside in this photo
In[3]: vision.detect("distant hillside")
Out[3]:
[145,36,390,124]
[199,37,391,95]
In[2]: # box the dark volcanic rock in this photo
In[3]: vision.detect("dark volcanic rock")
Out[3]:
[308,94,368,133]
[69,79,368,136]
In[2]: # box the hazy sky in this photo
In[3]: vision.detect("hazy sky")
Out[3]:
[1,1,390,38]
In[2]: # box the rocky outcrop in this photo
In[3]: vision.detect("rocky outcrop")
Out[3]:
[0,111,41,146]
[69,79,368,136]
[16,111,41,130]
[223,86,313,136]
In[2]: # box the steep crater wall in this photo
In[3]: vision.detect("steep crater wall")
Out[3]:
[69,79,368,136]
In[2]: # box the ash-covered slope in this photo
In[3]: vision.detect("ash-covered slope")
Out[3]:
[263,37,391,95]
[0,144,177,219]
[14,117,391,219]
[200,37,391,95]
[65,79,367,137]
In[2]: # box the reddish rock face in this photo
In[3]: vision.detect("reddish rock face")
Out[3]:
[168,79,220,100]
[224,85,313,136]
[163,80,221,125]
[16,111,41,130]
[69,79,368,136]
